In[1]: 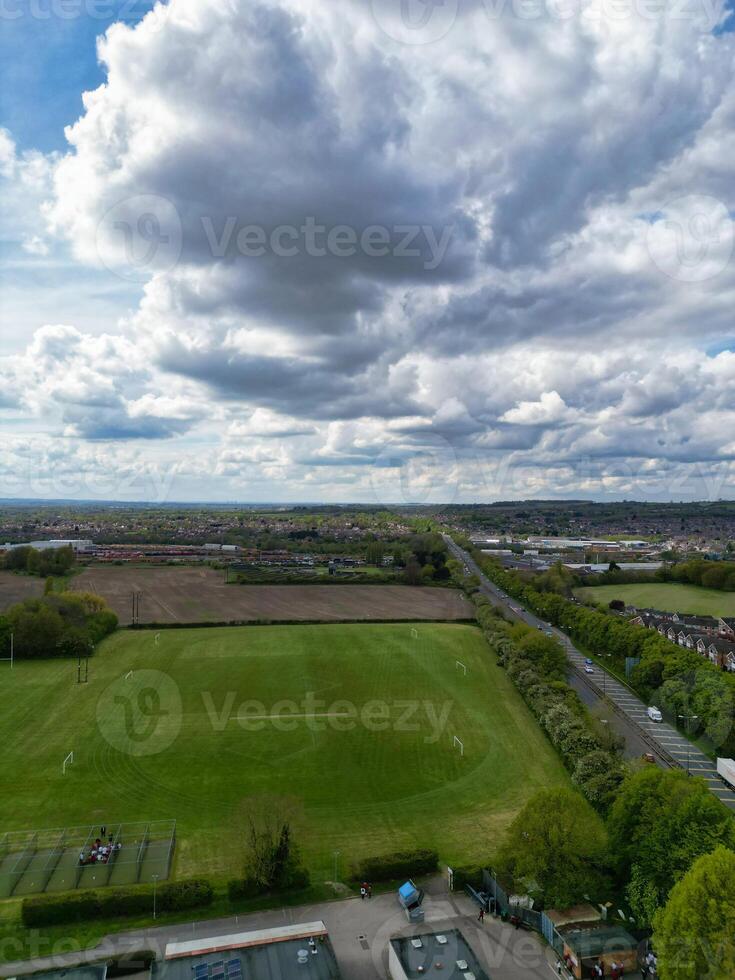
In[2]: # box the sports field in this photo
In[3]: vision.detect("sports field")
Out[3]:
[0,623,568,884]
[575,582,735,617]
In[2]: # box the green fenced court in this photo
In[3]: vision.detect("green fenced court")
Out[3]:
[0,819,175,897]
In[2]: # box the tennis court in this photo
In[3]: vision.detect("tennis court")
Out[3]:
[0,819,175,897]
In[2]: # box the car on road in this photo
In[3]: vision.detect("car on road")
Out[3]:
[647,706,663,722]
[584,664,594,674]
[584,657,593,666]
[642,752,656,764]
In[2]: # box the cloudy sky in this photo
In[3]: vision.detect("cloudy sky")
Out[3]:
[1,0,734,504]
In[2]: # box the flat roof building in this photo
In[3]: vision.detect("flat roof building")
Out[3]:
[388,929,490,980]
[159,922,341,980]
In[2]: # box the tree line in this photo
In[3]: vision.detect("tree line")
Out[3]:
[2,544,75,578]
[581,557,735,593]
[0,592,118,660]
[473,594,626,811]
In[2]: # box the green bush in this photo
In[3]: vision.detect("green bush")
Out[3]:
[227,877,264,901]
[227,867,310,902]
[21,878,213,928]
[352,848,438,882]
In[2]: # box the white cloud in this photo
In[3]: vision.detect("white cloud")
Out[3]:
[0,0,734,500]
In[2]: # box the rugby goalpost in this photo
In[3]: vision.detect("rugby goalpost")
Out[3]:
[410,627,418,639]
[455,660,467,675]
[453,736,464,758]
[62,751,74,775]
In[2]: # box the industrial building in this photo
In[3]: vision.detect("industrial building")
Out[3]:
[1,538,94,553]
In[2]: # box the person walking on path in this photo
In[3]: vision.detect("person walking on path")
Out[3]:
[477,907,485,923]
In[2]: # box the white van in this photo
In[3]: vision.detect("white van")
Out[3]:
[647,706,663,723]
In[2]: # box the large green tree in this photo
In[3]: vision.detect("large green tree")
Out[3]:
[497,787,610,908]
[653,846,735,980]
[608,768,735,926]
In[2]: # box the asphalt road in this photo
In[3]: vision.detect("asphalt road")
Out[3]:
[445,535,735,812]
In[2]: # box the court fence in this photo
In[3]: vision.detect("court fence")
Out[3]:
[465,869,567,956]
[0,819,176,898]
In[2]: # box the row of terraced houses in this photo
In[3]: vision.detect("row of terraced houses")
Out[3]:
[629,608,735,672]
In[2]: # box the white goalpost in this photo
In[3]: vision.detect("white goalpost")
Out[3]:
[455,660,467,675]
[62,751,74,775]
[410,627,418,639]
[125,670,133,679]
[453,736,464,757]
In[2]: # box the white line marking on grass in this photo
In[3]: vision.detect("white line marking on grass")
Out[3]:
[233,713,357,721]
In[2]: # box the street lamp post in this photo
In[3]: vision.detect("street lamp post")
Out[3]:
[153,874,160,919]
[677,714,699,775]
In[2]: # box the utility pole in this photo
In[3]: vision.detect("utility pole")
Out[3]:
[153,874,160,919]
[678,713,699,775]
[131,591,141,626]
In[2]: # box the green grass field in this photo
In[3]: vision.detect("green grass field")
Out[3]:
[0,623,568,885]
[575,582,735,617]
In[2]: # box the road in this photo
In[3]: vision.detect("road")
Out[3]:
[445,535,735,812]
